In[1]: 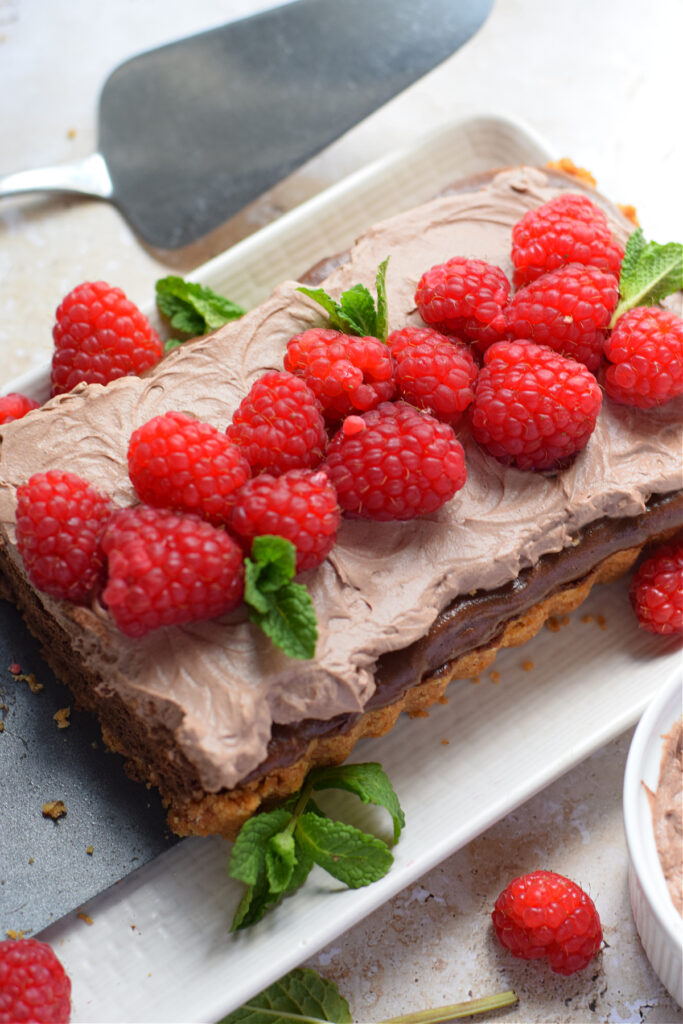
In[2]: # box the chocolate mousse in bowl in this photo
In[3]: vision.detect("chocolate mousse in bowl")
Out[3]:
[624,673,683,1006]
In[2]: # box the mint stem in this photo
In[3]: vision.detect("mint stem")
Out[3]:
[377,990,518,1024]
[285,778,314,836]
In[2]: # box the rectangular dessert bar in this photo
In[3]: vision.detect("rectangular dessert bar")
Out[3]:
[0,166,681,839]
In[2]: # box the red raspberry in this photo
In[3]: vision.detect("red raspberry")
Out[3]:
[511,192,624,287]
[128,411,251,525]
[0,937,71,1023]
[414,257,510,352]
[505,263,619,371]
[386,326,478,425]
[492,870,602,976]
[324,401,467,521]
[604,307,683,409]
[283,328,395,419]
[471,341,602,471]
[226,370,327,475]
[0,392,40,425]
[15,470,112,603]
[102,505,244,638]
[229,469,340,571]
[630,538,683,635]
[51,280,163,396]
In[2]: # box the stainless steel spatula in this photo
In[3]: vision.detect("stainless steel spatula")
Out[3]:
[0,0,493,248]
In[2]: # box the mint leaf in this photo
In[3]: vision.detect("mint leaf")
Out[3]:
[309,762,405,843]
[155,275,245,337]
[244,537,317,660]
[612,232,683,324]
[298,257,390,341]
[375,257,389,343]
[229,809,292,887]
[295,812,393,888]
[249,583,318,660]
[218,967,352,1024]
[266,830,296,893]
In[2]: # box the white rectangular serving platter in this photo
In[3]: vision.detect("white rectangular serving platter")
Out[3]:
[5,114,681,1023]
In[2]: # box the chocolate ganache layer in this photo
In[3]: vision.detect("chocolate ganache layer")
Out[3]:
[0,167,681,798]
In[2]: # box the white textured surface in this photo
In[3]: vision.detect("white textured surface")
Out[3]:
[2,1,683,1021]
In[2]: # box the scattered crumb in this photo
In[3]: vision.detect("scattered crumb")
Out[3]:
[13,671,43,693]
[545,616,561,633]
[0,721,4,733]
[131,924,136,931]
[596,614,607,630]
[67,128,77,140]
[408,709,430,719]
[441,738,450,745]
[437,695,449,705]
[8,662,21,675]
[77,913,93,926]
[561,614,570,626]
[53,707,71,729]
[618,203,639,226]
[546,157,597,187]
[489,670,501,684]
[91,741,98,750]
[86,846,94,856]
[581,614,594,624]
[522,660,534,671]
[42,800,67,821]
[5,929,25,940]
[28,858,34,865]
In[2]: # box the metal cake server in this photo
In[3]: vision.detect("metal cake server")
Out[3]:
[0,0,493,248]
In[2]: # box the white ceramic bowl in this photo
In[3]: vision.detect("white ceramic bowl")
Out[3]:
[624,671,683,1006]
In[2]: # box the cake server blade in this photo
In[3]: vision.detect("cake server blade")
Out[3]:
[0,0,493,249]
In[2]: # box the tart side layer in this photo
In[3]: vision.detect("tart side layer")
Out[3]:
[0,167,681,795]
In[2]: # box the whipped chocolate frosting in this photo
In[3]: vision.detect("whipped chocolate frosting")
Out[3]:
[1,167,682,790]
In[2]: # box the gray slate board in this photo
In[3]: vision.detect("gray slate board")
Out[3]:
[0,600,177,937]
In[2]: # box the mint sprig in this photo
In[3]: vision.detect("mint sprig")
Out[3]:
[298,257,390,341]
[219,967,518,1024]
[218,968,352,1024]
[155,275,246,347]
[244,536,317,660]
[228,762,404,931]
[612,228,683,325]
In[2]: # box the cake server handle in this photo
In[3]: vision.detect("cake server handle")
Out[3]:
[0,152,113,200]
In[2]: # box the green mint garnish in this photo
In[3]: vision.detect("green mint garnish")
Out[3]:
[228,762,404,931]
[244,535,317,660]
[298,257,390,341]
[612,228,683,326]
[155,275,246,338]
[219,967,517,1024]
[218,967,352,1024]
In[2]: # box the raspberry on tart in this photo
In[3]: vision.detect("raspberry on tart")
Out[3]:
[0,392,40,424]
[229,469,341,572]
[51,280,163,396]
[511,192,624,287]
[492,870,602,975]
[15,470,112,603]
[0,938,71,1024]
[128,410,251,525]
[386,325,478,425]
[471,340,603,471]
[283,327,395,420]
[414,256,510,352]
[227,370,327,475]
[604,306,683,408]
[505,263,619,371]
[102,505,245,638]
[630,537,683,635]
[324,400,467,521]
